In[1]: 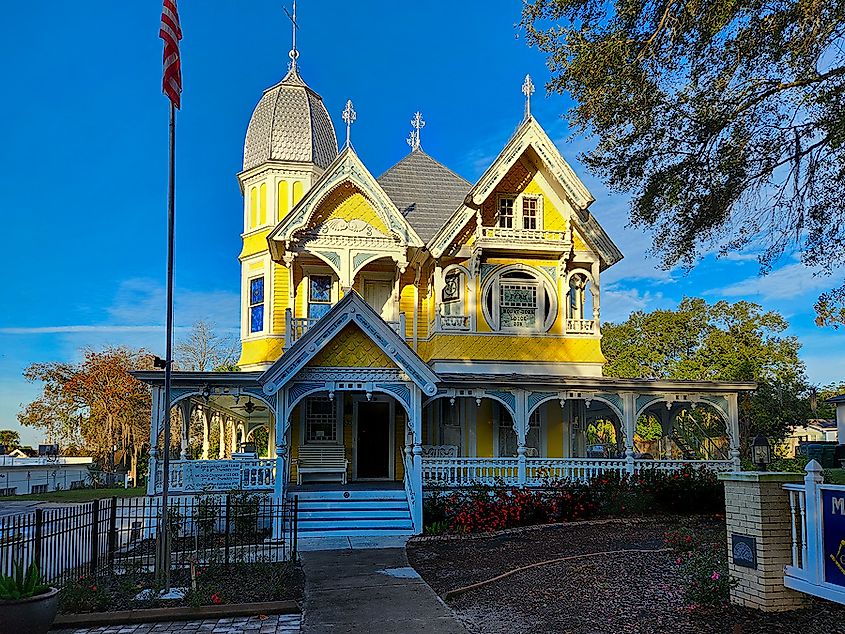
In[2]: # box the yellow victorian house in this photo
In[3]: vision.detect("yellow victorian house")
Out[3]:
[137,51,752,538]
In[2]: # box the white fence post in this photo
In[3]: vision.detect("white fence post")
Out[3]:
[804,459,824,585]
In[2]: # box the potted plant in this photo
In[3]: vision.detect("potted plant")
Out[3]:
[0,561,59,634]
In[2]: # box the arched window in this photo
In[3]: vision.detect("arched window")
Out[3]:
[482,265,557,332]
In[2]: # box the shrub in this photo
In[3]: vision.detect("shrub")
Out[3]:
[228,491,261,536]
[665,527,735,607]
[196,493,218,537]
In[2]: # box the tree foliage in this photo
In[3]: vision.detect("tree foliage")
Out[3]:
[176,321,239,372]
[0,430,21,451]
[601,297,812,441]
[18,347,154,482]
[521,0,845,324]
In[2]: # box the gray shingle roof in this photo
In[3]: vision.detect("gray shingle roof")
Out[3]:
[377,149,471,243]
[243,68,338,171]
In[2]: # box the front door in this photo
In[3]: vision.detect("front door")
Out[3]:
[364,280,393,320]
[356,401,391,479]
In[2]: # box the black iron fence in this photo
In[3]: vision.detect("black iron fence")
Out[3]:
[0,493,298,588]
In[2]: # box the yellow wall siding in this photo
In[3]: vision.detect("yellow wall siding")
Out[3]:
[278,180,290,220]
[545,404,564,458]
[399,284,415,339]
[249,187,258,229]
[288,412,300,483]
[294,277,307,320]
[475,399,494,458]
[343,412,353,480]
[309,183,390,235]
[293,180,304,205]
[238,337,285,367]
[239,229,271,259]
[259,183,267,225]
[272,263,289,333]
[307,324,398,368]
[418,335,605,364]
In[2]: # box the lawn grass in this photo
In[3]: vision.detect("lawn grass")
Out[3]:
[0,486,146,502]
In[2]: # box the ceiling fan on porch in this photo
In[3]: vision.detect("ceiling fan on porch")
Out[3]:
[233,398,267,415]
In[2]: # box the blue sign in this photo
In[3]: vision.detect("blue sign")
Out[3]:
[822,489,845,587]
[731,534,757,569]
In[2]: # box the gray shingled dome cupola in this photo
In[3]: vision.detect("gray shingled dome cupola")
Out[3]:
[242,67,339,171]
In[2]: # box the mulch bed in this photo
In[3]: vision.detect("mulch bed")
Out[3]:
[406,516,845,634]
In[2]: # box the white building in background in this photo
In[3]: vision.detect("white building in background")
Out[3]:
[0,456,93,496]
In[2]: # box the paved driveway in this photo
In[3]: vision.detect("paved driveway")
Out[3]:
[300,547,467,633]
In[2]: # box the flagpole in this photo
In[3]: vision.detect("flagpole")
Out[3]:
[160,100,176,593]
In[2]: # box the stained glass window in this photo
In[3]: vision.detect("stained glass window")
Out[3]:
[249,277,264,333]
[308,275,332,320]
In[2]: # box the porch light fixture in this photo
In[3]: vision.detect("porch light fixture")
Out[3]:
[751,434,771,471]
[201,385,211,403]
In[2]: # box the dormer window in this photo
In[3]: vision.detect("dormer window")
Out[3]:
[522,196,539,230]
[498,196,515,228]
[496,194,543,230]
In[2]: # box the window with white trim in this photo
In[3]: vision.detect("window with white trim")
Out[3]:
[482,266,557,332]
[304,396,336,443]
[249,277,264,333]
[497,196,515,228]
[522,196,539,229]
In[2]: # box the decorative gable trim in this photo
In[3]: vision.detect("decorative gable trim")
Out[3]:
[259,291,439,396]
[429,117,609,261]
[267,147,424,255]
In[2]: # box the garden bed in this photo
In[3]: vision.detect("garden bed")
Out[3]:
[58,561,303,614]
[407,516,845,633]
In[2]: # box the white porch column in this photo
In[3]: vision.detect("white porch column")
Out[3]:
[273,390,288,499]
[230,420,239,455]
[622,392,636,474]
[178,400,191,460]
[515,390,527,486]
[147,386,163,495]
[201,406,210,460]
[218,415,225,459]
[726,392,741,470]
[411,385,423,533]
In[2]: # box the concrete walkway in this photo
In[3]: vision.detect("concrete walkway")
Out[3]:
[300,548,468,633]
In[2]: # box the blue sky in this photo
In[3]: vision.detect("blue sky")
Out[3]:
[1,1,842,446]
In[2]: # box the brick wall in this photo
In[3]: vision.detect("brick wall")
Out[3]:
[720,472,806,611]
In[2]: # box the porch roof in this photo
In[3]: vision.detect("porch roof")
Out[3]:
[131,371,262,386]
[435,373,756,394]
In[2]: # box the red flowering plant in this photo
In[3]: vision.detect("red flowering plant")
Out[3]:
[58,574,112,613]
[665,527,735,607]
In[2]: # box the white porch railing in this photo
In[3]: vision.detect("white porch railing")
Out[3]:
[566,319,596,335]
[440,314,470,331]
[154,459,276,493]
[476,226,570,248]
[285,309,405,346]
[422,457,735,487]
[784,461,845,604]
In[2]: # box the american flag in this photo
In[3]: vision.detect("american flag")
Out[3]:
[159,0,182,109]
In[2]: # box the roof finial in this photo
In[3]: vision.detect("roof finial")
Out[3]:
[407,111,425,151]
[342,99,356,148]
[522,74,535,119]
[284,0,299,71]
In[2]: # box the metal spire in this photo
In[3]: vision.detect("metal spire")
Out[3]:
[284,0,299,71]
[522,74,535,119]
[406,111,425,151]
[342,99,356,148]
